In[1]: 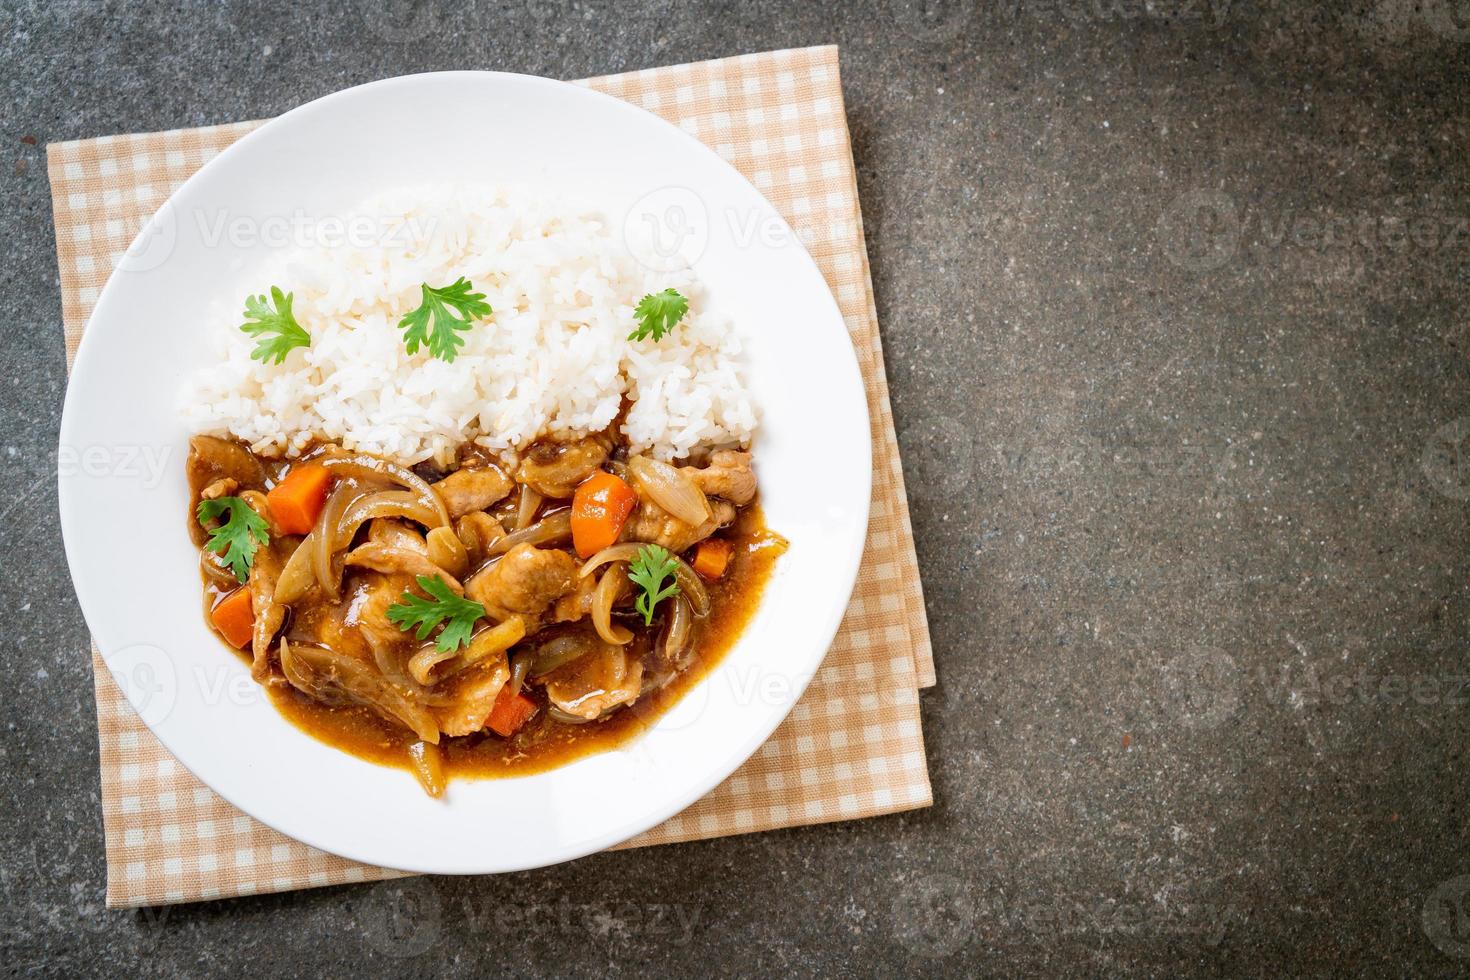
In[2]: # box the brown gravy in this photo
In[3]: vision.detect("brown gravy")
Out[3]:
[210,507,785,782]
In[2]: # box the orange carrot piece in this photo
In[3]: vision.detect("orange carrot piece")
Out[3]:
[570,470,638,559]
[266,463,332,535]
[486,686,538,738]
[210,587,255,649]
[692,538,732,580]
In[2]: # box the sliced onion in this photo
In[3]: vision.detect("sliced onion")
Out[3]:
[577,542,645,578]
[547,705,596,725]
[578,543,709,616]
[515,486,543,531]
[321,452,451,528]
[200,549,238,588]
[334,490,443,553]
[408,616,526,686]
[455,512,506,569]
[488,508,572,555]
[406,643,455,687]
[670,556,710,617]
[529,633,600,677]
[627,455,711,526]
[366,631,415,688]
[312,481,361,593]
[278,479,362,605]
[457,617,525,672]
[425,526,469,578]
[273,538,314,605]
[507,652,532,699]
[592,563,633,645]
[662,594,693,662]
[280,637,440,743]
[407,740,445,798]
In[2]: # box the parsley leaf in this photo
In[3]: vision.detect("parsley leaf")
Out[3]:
[397,278,493,362]
[628,543,681,625]
[196,496,270,583]
[627,288,689,342]
[240,286,311,364]
[386,575,487,652]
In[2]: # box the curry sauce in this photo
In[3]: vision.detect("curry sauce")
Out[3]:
[264,508,783,780]
[189,433,785,793]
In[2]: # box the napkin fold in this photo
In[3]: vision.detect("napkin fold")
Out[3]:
[47,44,936,908]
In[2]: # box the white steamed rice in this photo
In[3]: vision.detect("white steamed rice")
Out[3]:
[181,184,755,466]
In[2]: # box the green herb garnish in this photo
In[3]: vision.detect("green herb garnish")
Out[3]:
[627,288,689,343]
[397,278,492,362]
[628,543,681,626]
[195,496,270,583]
[239,286,311,364]
[386,575,487,652]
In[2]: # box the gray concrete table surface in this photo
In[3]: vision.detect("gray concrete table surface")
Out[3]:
[3,0,1468,976]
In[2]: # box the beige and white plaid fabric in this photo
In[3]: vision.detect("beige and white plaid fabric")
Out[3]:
[47,45,936,908]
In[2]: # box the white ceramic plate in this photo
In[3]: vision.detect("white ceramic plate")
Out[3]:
[58,72,870,874]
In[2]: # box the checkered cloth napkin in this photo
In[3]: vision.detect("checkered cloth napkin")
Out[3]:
[46,45,935,908]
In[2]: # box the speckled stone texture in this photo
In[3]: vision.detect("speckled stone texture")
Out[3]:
[3,0,1468,976]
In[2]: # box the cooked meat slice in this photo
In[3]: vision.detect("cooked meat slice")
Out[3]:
[333,571,423,673]
[432,464,513,518]
[515,434,611,498]
[430,654,511,737]
[368,518,429,553]
[686,450,756,505]
[551,569,598,623]
[292,597,362,662]
[346,522,460,590]
[465,544,577,622]
[344,542,464,593]
[200,477,238,501]
[621,498,736,553]
[247,543,287,681]
[542,645,643,720]
[188,435,265,490]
